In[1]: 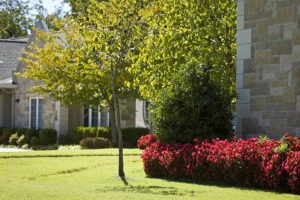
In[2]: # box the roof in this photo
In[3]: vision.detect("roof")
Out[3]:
[0,38,28,81]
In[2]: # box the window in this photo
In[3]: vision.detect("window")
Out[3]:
[84,106,109,127]
[29,97,43,129]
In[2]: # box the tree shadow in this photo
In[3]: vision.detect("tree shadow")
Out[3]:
[96,185,199,196]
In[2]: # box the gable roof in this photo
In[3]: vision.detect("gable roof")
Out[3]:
[0,38,28,82]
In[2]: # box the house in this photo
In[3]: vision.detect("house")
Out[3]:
[236,0,300,138]
[0,21,148,142]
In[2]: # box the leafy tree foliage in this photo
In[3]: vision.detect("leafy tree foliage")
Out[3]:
[20,0,149,179]
[0,0,66,39]
[129,0,236,142]
[0,0,31,38]
[153,66,233,144]
[131,0,237,100]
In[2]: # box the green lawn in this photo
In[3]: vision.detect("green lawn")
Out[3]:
[0,149,298,200]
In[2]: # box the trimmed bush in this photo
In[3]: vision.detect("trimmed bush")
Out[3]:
[80,137,112,149]
[0,128,16,144]
[9,133,19,145]
[30,136,40,146]
[16,128,38,138]
[39,129,57,145]
[141,134,300,194]
[137,134,157,149]
[122,127,150,148]
[72,126,110,144]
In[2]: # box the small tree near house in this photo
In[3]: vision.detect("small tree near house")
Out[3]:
[20,0,149,180]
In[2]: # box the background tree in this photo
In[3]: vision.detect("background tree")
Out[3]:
[0,0,67,39]
[130,0,237,142]
[0,0,31,38]
[20,0,148,180]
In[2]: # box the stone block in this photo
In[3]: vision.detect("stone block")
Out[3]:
[270,119,287,133]
[283,88,296,103]
[236,60,244,74]
[242,117,259,133]
[292,45,300,61]
[279,62,292,72]
[244,73,257,88]
[271,40,292,55]
[256,18,268,35]
[271,87,284,96]
[237,1,244,16]
[238,44,251,59]
[237,29,252,45]
[251,96,267,111]
[271,79,287,87]
[236,103,251,118]
[244,59,256,73]
[236,74,244,89]
[262,111,287,119]
[274,7,296,24]
[237,15,244,30]
[287,112,300,126]
[255,50,272,64]
[296,95,300,111]
[281,102,296,111]
[292,61,300,78]
[283,22,297,39]
[250,81,270,95]
[293,29,300,45]
[237,89,251,104]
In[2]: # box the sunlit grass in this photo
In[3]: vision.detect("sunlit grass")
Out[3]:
[0,149,299,200]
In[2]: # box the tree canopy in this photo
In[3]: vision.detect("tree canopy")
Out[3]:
[130,0,237,101]
[20,0,149,179]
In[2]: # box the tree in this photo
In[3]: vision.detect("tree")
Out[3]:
[0,0,31,38]
[20,0,148,181]
[131,0,237,101]
[0,0,67,39]
[128,0,236,141]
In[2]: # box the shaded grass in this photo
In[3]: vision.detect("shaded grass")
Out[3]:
[0,149,299,200]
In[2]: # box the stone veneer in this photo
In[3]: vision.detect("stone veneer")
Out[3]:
[236,0,300,138]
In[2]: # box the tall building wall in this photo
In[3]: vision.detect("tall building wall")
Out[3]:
[236,0,300,138]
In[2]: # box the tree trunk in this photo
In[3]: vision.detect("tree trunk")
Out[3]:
[109,102,118,147]
[110,65,125,179]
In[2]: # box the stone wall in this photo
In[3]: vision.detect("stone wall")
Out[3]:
[236,0,300,138]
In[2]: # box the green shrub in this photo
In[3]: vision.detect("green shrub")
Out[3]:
[17,135,28,147]
[152,66,234,144]
[9,133,19,145]
[39,129,57,145]
[30,136,40,146]
[0,128,16,144]
[72,126,111,144]
[79,137,111,149]
[16,128,38,138]
[122,127,150,148]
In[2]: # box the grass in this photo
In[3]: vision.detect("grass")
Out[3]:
[0,149,299,200]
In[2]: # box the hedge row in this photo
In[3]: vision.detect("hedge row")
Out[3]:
[141,134,300,194]
[0,127,57,147]
[72,126,149,148]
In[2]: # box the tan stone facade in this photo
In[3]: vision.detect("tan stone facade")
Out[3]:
[236,0,300,138]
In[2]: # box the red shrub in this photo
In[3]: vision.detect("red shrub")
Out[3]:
[141,135,300,194]
[137,134,157,149]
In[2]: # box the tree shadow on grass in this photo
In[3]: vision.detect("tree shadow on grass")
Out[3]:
[96,185,199,197]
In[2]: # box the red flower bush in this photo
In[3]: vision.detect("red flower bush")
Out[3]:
[141,134,300,194]
[137,134,157,149]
